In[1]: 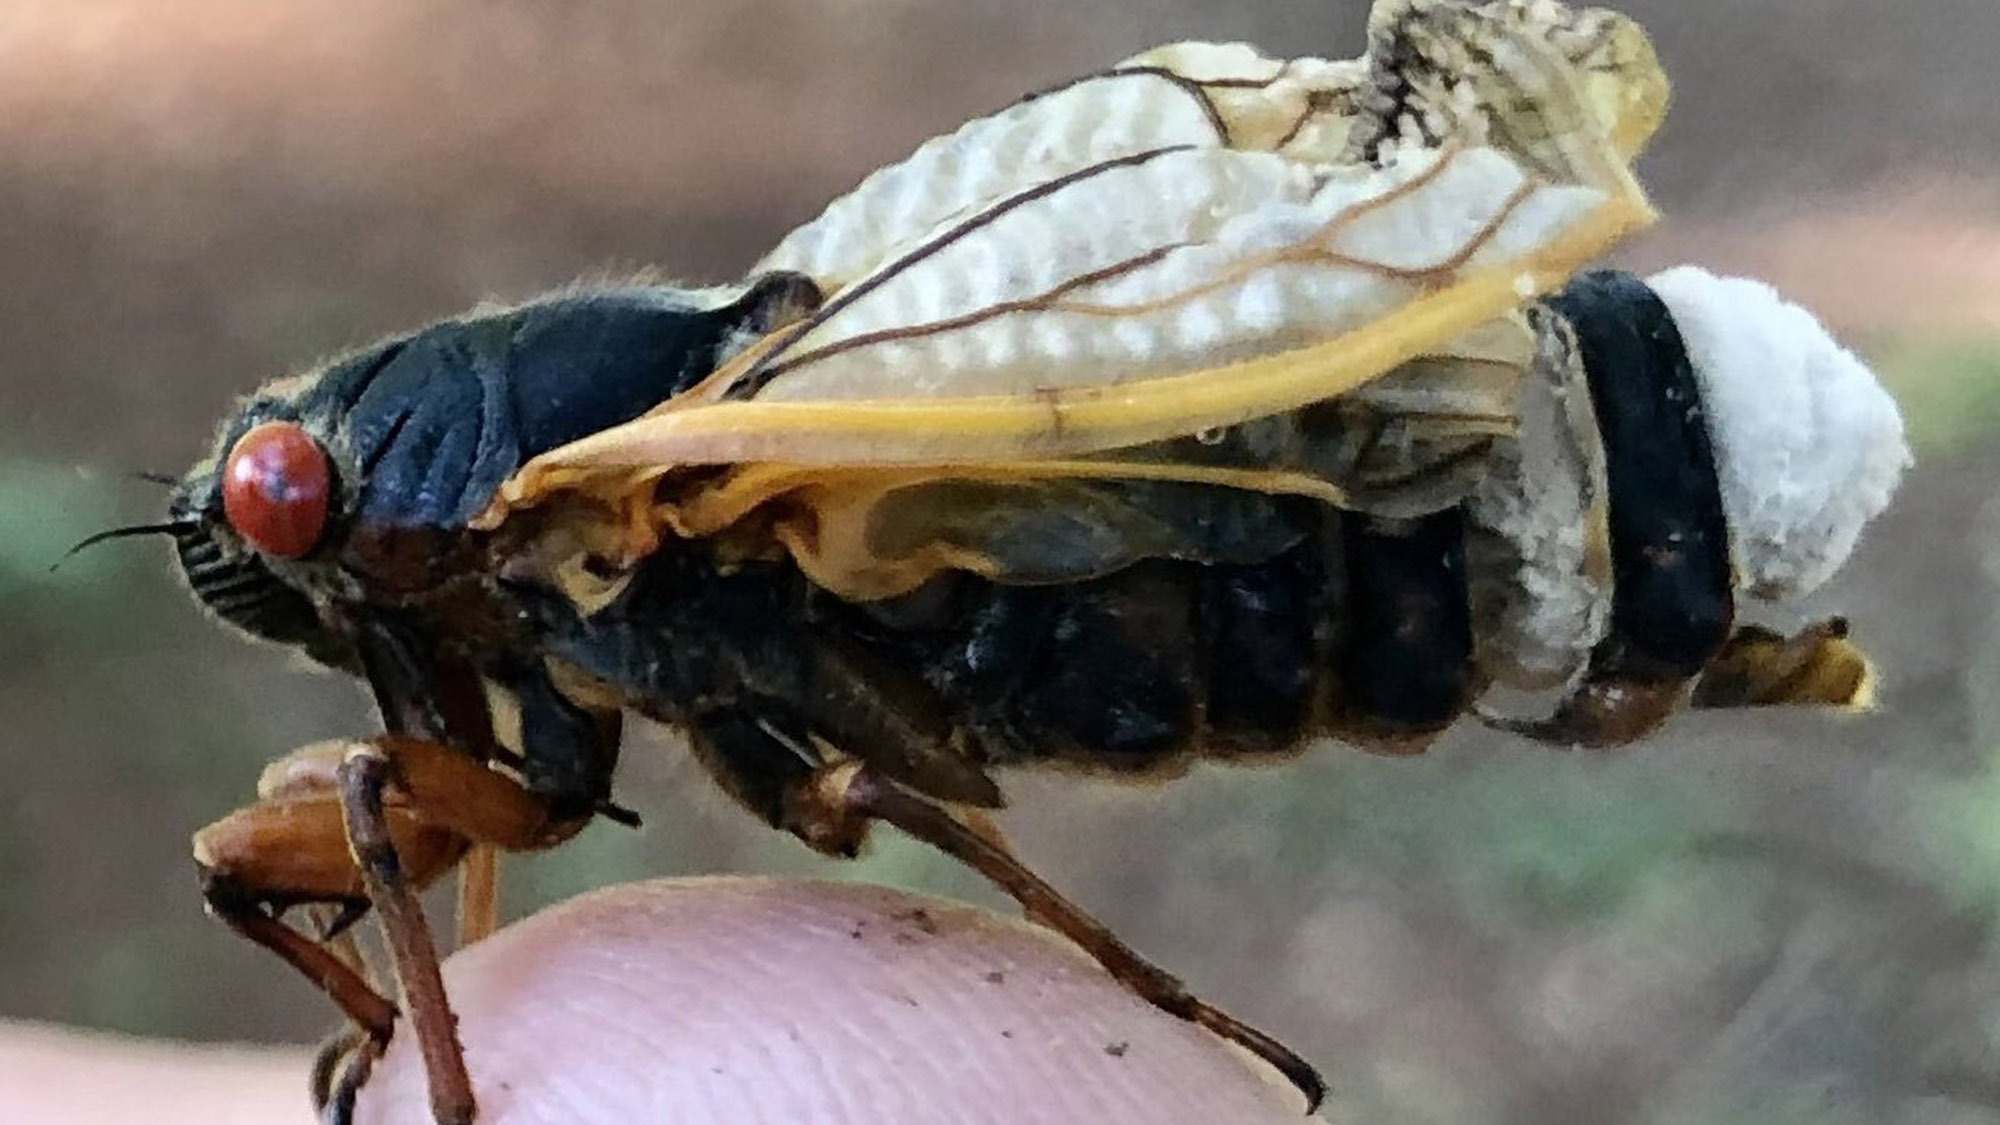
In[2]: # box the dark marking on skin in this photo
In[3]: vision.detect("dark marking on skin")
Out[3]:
[891,907,941,936]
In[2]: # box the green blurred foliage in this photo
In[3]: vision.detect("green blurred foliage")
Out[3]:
[1881,339,2000,458]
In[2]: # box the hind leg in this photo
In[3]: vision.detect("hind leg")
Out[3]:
[682,712,1326,1113]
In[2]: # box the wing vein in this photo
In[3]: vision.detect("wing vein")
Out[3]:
[1020,66,1235,144]
[738,242,1195,380]
[731,144,1198,398]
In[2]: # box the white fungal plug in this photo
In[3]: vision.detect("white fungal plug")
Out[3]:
[1647,266,1912,601]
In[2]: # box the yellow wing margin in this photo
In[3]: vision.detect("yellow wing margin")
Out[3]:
[480,195,1635,527]
[476,0,1664,535]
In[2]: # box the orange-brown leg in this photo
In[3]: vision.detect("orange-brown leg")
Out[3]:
[342,738,589,1125]
[456,844,502,947]
[195,792,461,1042]
[787,762,1328,1114]
[201,878,401,1041]
[195,737,587,1125]
[233,743,419,1121]
[302,902,381,1119]
[312,1025,376,1125]
[339,745,476,1125]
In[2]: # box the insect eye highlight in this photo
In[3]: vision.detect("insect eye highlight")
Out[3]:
[221,421,332,559]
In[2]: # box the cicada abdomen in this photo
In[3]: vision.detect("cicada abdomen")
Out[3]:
[512,270,1901,789]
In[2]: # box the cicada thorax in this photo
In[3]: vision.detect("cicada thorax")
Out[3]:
[173,275,822,620]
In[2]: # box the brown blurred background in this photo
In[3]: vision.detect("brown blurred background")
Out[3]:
[5,2,2000,1122]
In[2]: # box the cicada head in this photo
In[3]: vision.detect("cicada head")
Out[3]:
[166,373,361,663]
[167,273,822,658]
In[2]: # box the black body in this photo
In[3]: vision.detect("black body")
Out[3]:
[170,268,1734,827]
[172,276,818,668]
[1549,270,1734,684]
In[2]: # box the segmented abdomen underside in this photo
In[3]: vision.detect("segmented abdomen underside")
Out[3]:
[815,501,1473,773]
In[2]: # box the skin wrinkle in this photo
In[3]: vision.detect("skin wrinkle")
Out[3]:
[718,934,865,1121]
[352,878,1315,1123]
[778,908,1005,1120]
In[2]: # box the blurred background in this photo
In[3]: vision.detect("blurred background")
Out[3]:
[4,1,1999,1121]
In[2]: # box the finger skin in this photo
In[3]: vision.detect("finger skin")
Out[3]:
[354,877,1320,1125]
[0,1021,313,1125]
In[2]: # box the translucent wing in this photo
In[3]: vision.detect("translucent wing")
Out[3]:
[480,0,1666,602]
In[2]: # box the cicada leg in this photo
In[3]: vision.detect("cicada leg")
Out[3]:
[312,1024,377,1125]
[305,904,384,1125]
[456,844,503,947]
[194,744,460,1044]
[1478,620,1875,750]
[785,761,1329,1114]
[296,840,500,1112]
[336,744,477,1125]
[195,736,588,1125]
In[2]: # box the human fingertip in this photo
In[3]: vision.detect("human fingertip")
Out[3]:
[352,877,1320,1124]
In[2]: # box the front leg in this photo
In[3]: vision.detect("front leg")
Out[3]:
[193,736,588,1124]
[194,743,467,1045]
[339,744,475,1125]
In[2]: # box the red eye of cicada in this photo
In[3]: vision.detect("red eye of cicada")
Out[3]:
[221,421,332,558]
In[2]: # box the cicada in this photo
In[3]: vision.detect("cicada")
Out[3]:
[127,1,1907,1121]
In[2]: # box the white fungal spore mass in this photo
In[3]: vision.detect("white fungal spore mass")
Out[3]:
[1647,266,1911,600]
